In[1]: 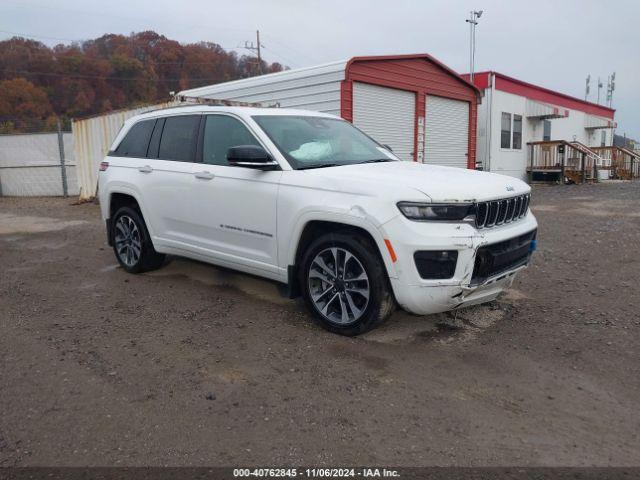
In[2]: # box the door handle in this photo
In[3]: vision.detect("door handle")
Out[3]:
[194,171,215,180]
[138,165,153,173]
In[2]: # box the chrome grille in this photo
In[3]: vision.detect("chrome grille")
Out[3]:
[475,194,530,229]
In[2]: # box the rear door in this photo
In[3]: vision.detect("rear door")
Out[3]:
[139,114,202,246]
[352,82,416,161]
[424,95,470,168]
[189,114,281,274]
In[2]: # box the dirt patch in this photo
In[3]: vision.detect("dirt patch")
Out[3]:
[2,183,640,467]
[0,212,87,235]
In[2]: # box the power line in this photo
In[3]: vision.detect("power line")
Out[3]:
[3,69,225,83]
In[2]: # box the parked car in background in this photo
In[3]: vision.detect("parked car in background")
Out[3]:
[98,105,537,335]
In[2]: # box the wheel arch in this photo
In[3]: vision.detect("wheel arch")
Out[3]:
[286,216,398,298]
[106,189,148,246]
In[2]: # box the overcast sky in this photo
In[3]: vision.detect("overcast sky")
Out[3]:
[2,0,639,138]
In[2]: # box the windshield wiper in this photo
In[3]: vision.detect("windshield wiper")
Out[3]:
[297,163,340,170]
[361,158,394,164]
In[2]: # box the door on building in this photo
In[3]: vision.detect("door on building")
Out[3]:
[352,82,416,162]
[543,120,551,141]
[424,95,469,168]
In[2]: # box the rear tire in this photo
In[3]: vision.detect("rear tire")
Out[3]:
[299,232,395,336]
[111,206,165,273]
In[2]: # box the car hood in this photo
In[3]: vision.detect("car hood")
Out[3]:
[304,161,530,202]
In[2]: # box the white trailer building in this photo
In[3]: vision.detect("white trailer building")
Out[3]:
[465,71,617,181]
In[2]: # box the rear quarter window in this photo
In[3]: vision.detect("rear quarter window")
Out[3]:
[114,119,156,157]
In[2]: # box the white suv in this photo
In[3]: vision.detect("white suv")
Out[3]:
[99,105,537,335]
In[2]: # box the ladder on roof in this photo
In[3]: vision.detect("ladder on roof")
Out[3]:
[173,95,280,108]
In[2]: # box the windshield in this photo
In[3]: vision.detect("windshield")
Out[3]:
[252,115,399,169]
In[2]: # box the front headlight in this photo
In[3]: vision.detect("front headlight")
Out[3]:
[397,202,474,222]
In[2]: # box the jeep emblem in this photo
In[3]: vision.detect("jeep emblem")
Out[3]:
[506,185,515,192]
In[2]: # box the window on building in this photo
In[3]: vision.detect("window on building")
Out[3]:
[512,115,522,150]
[158,115,201,162]
[601,130,606,147]
[543,120,551,141]
[202,115,261,166]
[114,119,156,157]
[501,112,511,149]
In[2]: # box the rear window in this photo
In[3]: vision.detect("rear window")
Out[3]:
[158,115,200,162]
[115,119,156,157]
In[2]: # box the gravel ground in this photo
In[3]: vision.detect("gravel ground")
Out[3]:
[1,182,639,467]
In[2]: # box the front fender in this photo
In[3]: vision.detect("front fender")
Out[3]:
[285,209,400,280]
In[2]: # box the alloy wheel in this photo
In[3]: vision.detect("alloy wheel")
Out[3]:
[308,247,370,324]
[114,215,142,267]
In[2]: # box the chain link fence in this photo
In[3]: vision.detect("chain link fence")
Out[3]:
[0,122,78,197]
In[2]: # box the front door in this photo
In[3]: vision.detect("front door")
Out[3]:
[189,114,281,275]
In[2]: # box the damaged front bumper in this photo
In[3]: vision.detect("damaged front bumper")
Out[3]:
[381,211,538,316]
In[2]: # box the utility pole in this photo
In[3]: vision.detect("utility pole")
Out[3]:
[465,10,483,83]
[243,30,264,75]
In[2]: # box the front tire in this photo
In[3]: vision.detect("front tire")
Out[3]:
[300,232,395,336]
[111,206,165,273]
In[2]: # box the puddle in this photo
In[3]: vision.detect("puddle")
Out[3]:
[361,310,442,344]
[145,257,289,305]
[0,213,87,235]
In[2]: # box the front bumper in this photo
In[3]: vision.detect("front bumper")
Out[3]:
[381,211,538,315]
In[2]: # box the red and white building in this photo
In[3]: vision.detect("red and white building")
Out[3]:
[179,54,481,169]
[464,71,616,180]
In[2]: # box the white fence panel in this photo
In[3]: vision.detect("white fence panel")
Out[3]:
[0,133,78,196]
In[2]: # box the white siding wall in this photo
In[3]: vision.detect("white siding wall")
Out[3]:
[478,87,615,181]
[178,61,347,116]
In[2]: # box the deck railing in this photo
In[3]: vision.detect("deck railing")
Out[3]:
[526,140,599,184]
[590,146,640,179]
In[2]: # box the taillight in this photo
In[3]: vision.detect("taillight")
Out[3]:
[99,161,109,171]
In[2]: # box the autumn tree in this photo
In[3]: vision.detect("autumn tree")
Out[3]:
[0,31,286,131]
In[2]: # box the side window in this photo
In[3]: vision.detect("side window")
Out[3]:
[501,112,511,149]
[202,115,260,166]
[512,114,522,150]
[115,119,156,157]
[600,130,606,147]
[158,115,201,162]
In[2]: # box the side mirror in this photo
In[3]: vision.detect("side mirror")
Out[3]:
[227,145,279,170]
[382,144,393,152]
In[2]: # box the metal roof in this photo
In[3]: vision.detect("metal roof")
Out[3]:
[178,60,349,98]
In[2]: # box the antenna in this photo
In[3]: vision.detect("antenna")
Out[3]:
[585,74,590,100]
[608,72,616,107]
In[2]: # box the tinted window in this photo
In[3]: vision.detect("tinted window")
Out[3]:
[501,112,511,149]
[147,118,165,159]
[158,115,200,162]
[115,119,155,157]
[202,115,260,166]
